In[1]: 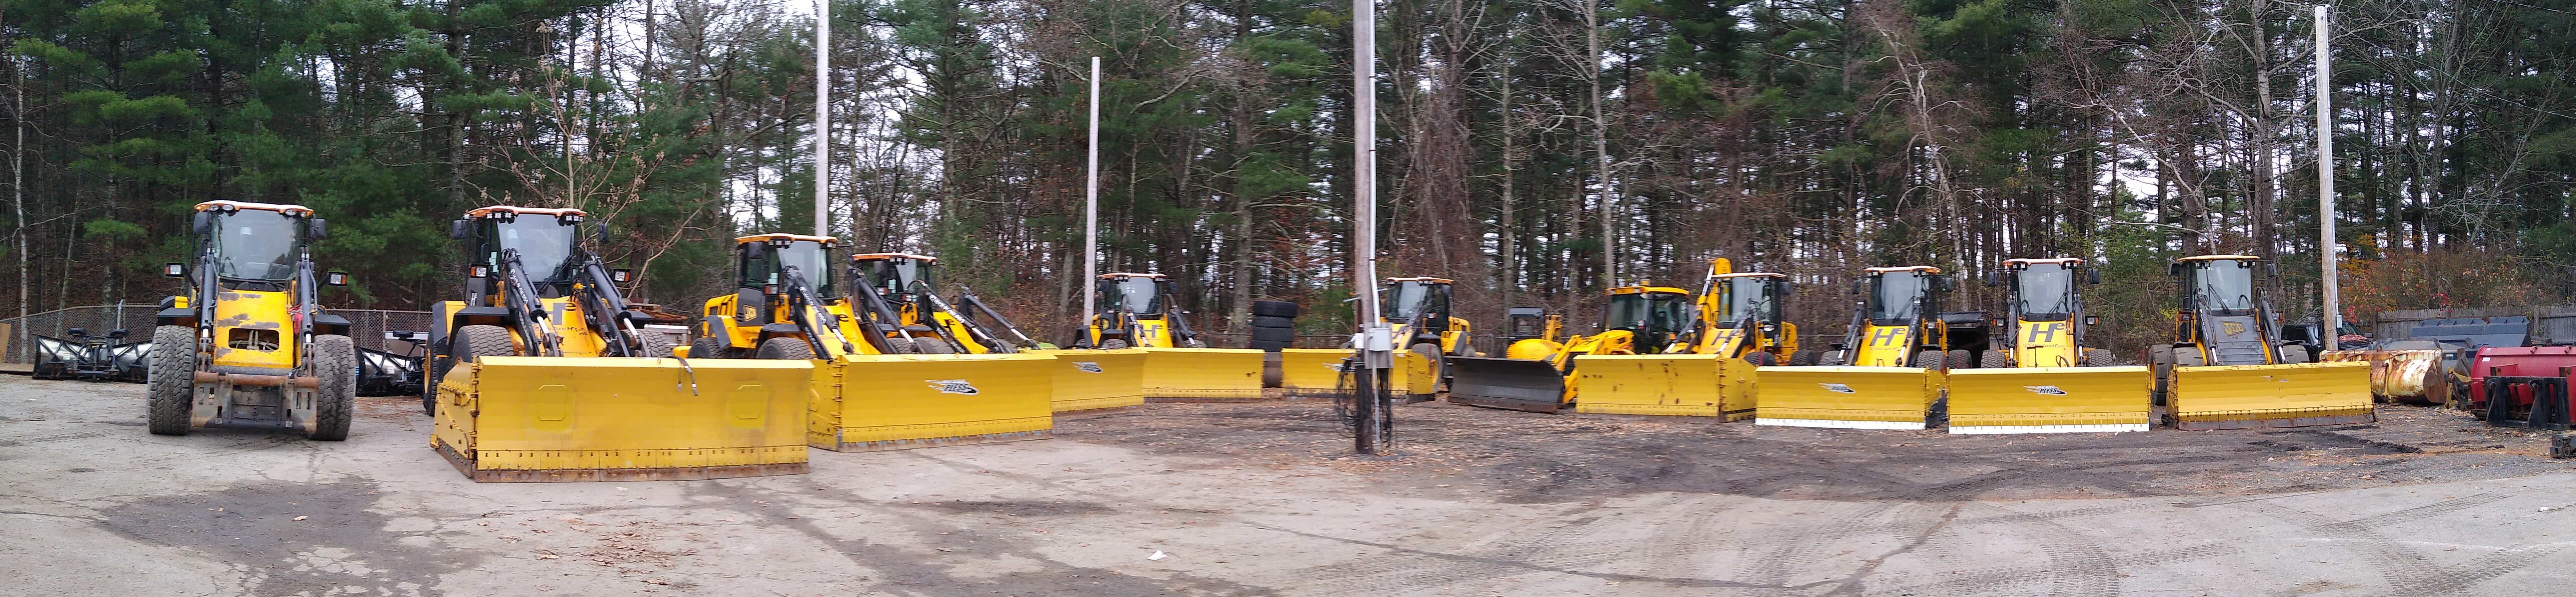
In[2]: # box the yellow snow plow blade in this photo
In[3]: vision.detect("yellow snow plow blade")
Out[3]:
[1140,347,1265,401]
[1570,354,1755,420]
[1390,351,1438,401]
[810,353,1056,451]
[1946,366,2152,434]
[429,356,815,483]
[2169,361,2375,430]
[1044,348,1146,413]
[1753,366,1939,429]
[1277,348,1356,397]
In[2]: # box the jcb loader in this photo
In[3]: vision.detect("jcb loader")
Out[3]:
[1085,272,1262,400]
[1944,258,2153,434]
[1446,285,1697,413]
[851,253,1040,355]
[691,235,870,360]
[1566,259,1792,419]
[425,206,814,482]
[1755,266,1978,429]
[1671,260,1804,364]
[148,201,358,440]
[2154,255,2372,430]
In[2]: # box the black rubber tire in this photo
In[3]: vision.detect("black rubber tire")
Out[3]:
[147,325,196,435]
[1250,300,1299,318]
[1251,327,1296,344]
[459,325,520,359]
[631,331,677,358]
[1251,315,1295,328]
[1250,339,1291,351]
[307,334,357,441]
[1947,349,1971,370]
[914,337,956,354]
[689,336,731,359]
[756,336,815,359]
[882,335,918,354]
[421,354,452,415]
[1744,351,1778,366]
[1916,349,1947,371]
[2082,347,2116,367]
[1788,349,1818,366]
[1979,350,2011,369]
[1100,338,1130,350]
[1818,349,1844,366]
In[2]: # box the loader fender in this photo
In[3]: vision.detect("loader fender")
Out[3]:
[2169,361,2374,430]
[1946,366,2151,434]
[1753,365,1939,429]
[810,353,1056,451]
[430,356,816,482]
[1570,354,1754,420]
[1138,347,1265,401]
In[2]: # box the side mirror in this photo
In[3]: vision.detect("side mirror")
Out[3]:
[592,223,611,246]
[1937,277,1956,292]
[192,212,212,235]
[611,269,634,284]
[324,272,350,287]
[307,218,329,240]
[1848,280,1865,296]
[2265,262,2279,278]
[163,263,187,278]
[449,220,470,240]
[2167,262,2184,277]
[2084,315,2100,326]
[1983,272,2001,287]
[1779,281,1795,297]
[2085,268,2102,285]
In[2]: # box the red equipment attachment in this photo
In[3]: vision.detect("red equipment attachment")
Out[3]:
[2465,346,2576,431]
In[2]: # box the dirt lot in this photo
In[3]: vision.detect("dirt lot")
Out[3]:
[4,378,2573,596]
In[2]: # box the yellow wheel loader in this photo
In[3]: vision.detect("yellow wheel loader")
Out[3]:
[148,201,359,440]
[1942,258,2153,434]
[2155,255,2372,430]
[851,253,1039,355]
[1381,276,1477,367]
[1499,307,1563,359]
[1571,259,1792,420]
[1446,285,1695,413]
[1754,266,1980,429]
[1083,272,1262,400]
[1675,259,1805,364]
[425,206,813,482]
[690,235,869,360]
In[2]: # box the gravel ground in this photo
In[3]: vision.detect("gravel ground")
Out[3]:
[3,377,2572,596]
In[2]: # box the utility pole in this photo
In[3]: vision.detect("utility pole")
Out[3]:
[1351,0,1392,454]
[812,0,830,238]
[2315,4,2340,339]
[13,52,26,344]
[1083,56,1101,336]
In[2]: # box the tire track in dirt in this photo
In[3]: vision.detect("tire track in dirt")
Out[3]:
[1734,501,1912,586]
[1282,495,1690,594]
[1864,542,2237,596]
[2237,492,2550,597]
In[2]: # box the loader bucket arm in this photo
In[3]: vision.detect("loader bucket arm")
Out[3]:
[782,268,857,357]
[902,281,973,353]
[572,254,646,357]
[842,266,910,354]
[492,249,566,357]
[915,282,1015,353]
[957,288,1043,348]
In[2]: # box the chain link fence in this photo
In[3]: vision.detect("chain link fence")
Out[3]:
[3,305,433,364]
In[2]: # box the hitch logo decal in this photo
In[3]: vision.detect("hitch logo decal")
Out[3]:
[1072,361,1103,373]
[924,379,981,395]
[2024,385,2069,395]
[1819,383,1856,394]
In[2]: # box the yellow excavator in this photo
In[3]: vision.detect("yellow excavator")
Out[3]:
[1943,257,2153,434]
[1446,285,1696,413]
[148,201,359,440]
[1754,265,1977,429]
[426,206,813,482]
[2156,254,2371,429]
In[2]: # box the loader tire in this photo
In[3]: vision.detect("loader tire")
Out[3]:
[756,336,815,360]
[1251,315,1296,328]
[459,325,520,360]
[1100,339,1130,350]
[1916,349,1947,371]
[1818,350,1844,366]
[631,331,677,358]
[1411,343,1442,378]
[689,336,731,359]
[2150,344,2174,406]
[1788,349,1818,366]
[147,325,197,436]
[1979,350,2011,369]
[2081,347,2116,367]
[1744,351,1778,367]
[1947,349,1971,371]
[881,336,917,354]
[1250,300,1300,318]
[307,334,357,441]
[914,337,956,354]
[421,354,452,415]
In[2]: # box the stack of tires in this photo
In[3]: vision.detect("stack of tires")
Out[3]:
[1250,300,1298,388]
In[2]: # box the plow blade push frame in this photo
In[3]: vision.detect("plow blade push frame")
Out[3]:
[1754,366,1939,429]
[2169,361,2374,430]
[1044,348,1146,413]
[1946,366,2151,434]
[1570,354,1754,420]
[1139,347,1265,401]
[1445,355,1570,413]
[811,353,1056,451]
[431,356,816,483]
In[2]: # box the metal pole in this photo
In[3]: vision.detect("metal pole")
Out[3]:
[2316,4,2340,340]
[1083,56,1101,335]
[813,0,830,238]
[1352,0,1392,454]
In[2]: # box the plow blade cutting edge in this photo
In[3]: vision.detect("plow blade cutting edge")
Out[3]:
[1444,355,1570,413]
[1139,348,1266,401]
[1754,366,1938,429]
[811,353,1056,451]
[1570,354,1755,420]
[1044,348,1146,413]
[1276,348,1359,397]
[431,356,816,482]
[1946,366,2152,434]
[2169,361,2375,430]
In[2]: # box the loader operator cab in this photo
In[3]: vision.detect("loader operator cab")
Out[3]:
[847,253,1025,355]
[2163,255,2304,367]
[1693,271,1804,365]
[1605,286,1694,355]
[1088,273,1201,349]
[1380,277,1475,359]
[1819,266,1979,368]
[425,205,670,413]
[1984,257,2108,368]
[691,235,859,360]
